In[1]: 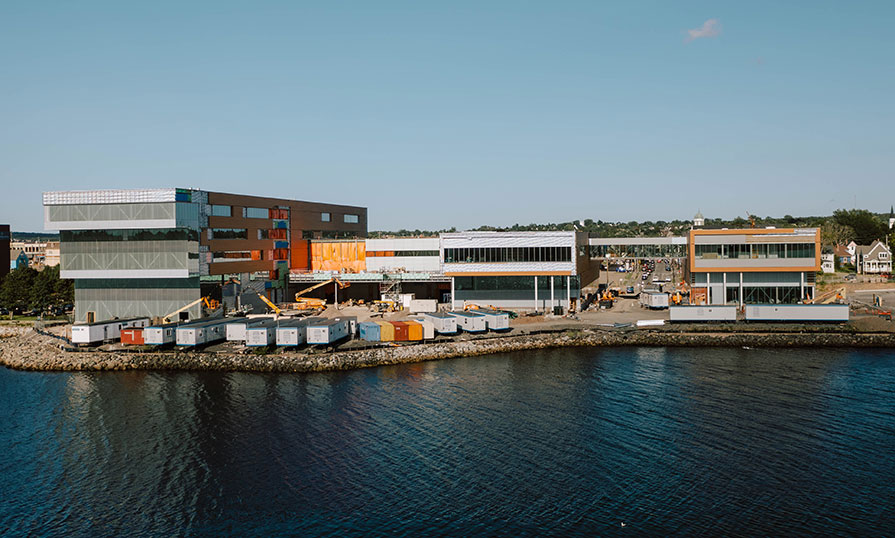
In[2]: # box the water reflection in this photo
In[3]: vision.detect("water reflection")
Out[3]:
[0,347,892,536]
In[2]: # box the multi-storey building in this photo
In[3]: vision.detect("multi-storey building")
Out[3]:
[688,228,820,305]
[44,188,366,322]
[441,231,598,311]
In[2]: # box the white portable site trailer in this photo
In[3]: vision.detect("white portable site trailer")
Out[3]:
[275,317,325,347]
[640,292,670,310]
[409,299,438,313]
[71,317,150,345]
[469,309,510,331]
[449,311,487,333]
[669,305,738,323]
[245,319,284,347]
[409,317,436,339]
[421,312,458,335]
[226,317,275,342]
[143,322,181,345]
[337,316,357,337]
[745,304,849,322]
[307,319,350,345]
[176,318,229,347]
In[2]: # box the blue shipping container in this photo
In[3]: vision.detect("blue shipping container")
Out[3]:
[358,321,381,342]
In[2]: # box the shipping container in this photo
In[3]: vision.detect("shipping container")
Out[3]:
[226,317,275,342]
[640,292,670,310]
[307,319,350,345]
[744,304,849,322]
[420,312,458,335]
[449,311,487,333]
[391,321,410,341]
[468,309,510,331]
[143,322,180,345]
[275,317,325,347]
[409,317,436,340]
[669,305,738,322]
[375,321,395,342]
[409,299,438,313]
[404,320,423,341]
[120,328,144,345]
[358,321,382,342]
[176,319,229,347]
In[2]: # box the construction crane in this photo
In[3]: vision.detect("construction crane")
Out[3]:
[744,211,756,228]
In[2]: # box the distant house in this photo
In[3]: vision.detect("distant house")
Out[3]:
[846,241,858,266]
[855,241,892,275]
[821,249,835,273]
[833,245,852,267]
[12,250,29,270]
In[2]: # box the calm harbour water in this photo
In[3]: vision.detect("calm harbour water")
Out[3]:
[1,347,894,537]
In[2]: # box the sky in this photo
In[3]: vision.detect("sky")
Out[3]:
[1,1,893,232]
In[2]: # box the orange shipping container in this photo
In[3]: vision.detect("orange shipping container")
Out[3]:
[404,320,423,341]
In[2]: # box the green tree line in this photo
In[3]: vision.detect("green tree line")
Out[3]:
[0,265,74,312]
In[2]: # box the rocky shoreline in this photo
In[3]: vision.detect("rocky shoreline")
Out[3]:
[2,325,895,374]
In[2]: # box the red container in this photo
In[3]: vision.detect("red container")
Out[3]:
[391,321,409,342]
[121,328,144,345]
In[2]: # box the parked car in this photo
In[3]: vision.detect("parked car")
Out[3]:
[845,274,857,282]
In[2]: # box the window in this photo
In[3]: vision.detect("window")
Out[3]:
[212,251,254,262]
[344,214,359,224]
[245,207,268,219]
[321,213,331,222]
[209,205,231,217]
[210,228,248,240]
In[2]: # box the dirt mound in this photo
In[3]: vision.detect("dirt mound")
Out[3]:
[850,315,895,333]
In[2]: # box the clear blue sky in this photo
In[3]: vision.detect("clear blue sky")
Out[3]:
[1,1,893,232]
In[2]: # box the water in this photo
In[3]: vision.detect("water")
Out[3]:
[1,347,894,537]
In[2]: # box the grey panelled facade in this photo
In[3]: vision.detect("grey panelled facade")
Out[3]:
[44,188,366,322]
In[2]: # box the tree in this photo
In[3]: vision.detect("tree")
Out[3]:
[0,267,37,310]
[821,220,855,246]
[832,209,887,245]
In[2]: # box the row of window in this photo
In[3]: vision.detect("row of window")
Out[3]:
[367,250,439,257]
[209,228,248,240]
[321,212,360,224]
[211,251,258,263]
[444,246,572,264]
[209,205,290,219]
[694,243,816,260]
[62,229,199,242]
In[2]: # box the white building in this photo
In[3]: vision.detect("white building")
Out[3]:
[441,231,598,312]
[693,211,705,228]
[821,252,835,273]
[364,237,441,273]
[855,241,892,274]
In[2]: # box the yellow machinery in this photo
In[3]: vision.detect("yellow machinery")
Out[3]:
[252,291,282,316]
[162,296,218,323]
[295,278,350,302]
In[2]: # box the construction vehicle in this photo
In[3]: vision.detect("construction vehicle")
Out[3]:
[161,296,219,324]
[252,291,282,316]
[670,291,684,306]
[371,300,398,313]
[295,277,350,301]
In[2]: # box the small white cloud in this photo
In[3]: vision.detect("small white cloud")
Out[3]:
[685,19,721,42]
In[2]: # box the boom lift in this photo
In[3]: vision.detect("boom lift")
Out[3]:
[294,277,350,300]
[162,297,218,323]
